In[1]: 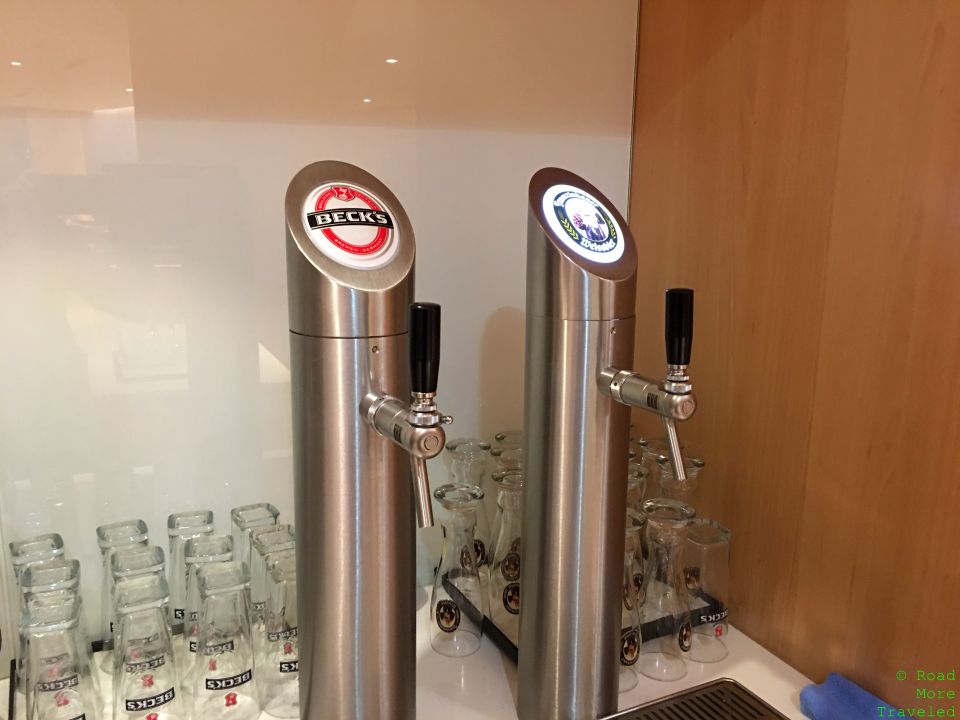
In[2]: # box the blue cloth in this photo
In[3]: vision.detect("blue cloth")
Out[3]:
[800,673,896,719]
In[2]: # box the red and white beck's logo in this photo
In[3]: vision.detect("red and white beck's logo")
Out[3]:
[303,182,397,266]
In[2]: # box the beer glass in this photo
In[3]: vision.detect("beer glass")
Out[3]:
[254,547,296,667]
[446,439,493,568]
[113,574,182,720]
[20,559,80,609]
[489,471,523,645]
[248,525,295,626]
[229,504,278,571]
[10,533,66,581]
[167,511,214,629]
[638,498,696,682]
[685,518,732,663]
[99,545,166,674]
[192,562,258,720]
[619,512,643,693]
[261,555,298,718]
[626,460,649,513]
[21,593,103,720]
[430,484,486,657]
[96,520,149,640]
[656,455,706,504]
[183,535,233,661]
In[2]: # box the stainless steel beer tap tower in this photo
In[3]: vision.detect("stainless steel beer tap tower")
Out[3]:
[518,168,696,720]
[286,161,449,720]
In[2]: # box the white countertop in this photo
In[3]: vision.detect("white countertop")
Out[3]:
[415,586,812,719]
[2,592,811,720]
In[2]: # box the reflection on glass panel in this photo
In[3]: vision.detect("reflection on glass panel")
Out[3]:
[0,0,639,674]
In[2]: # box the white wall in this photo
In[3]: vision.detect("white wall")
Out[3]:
[0,0,639,672]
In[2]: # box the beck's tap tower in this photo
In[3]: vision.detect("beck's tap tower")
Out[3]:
[519,168,695,720]
[286,161,450,720]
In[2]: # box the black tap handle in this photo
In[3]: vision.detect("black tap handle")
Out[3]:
[410,302,441,394]
[665,288,694,366]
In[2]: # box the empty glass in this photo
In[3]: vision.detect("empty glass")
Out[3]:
[488,446,523,548]
[261,555,298,718]
[10,533,66,581]
[253,547,296,670]
[491,429,522,456]
[249,525,295,625]
[99,545,167,674]
[626,509,648,605]
[96,520,149,640]
[20,560,81,609]
[446,439,493,568]
[619,515,643,693]
[192,562,259,719]
[229,504,279,570]
[167,511,215,628]
[113,574,182,720]
[626,460,649,513]
[21,594,103,720]
[638,498,696,682]
[183,535,233,659]
[430,484,486,657]
[488,470,523,645]
[656,454,706,503]
[685,519,732,663]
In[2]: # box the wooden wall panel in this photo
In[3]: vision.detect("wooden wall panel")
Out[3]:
[629,0,960,707]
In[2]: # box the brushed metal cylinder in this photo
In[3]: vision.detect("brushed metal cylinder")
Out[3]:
[291,331,414,720]
[518,168,638,720]
[518,316,633,720]
[286,161,418,720]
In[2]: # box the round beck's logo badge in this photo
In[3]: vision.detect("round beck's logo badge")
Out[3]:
[301,182,400,270]
[541,183,625,264]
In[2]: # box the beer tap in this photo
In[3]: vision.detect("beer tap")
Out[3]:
[361,302,453,528]
[600,288,696,480]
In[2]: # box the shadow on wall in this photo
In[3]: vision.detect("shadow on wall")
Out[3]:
[478,306,525,438]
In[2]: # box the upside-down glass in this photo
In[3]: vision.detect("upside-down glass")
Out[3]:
[20,582,100,710]
[113,574,182,720]
[21,594,103,720]
[488,446,523,548]
[20,560,81,610]
[183,535,233,662]
[254,547,296,669]
[488,470,523,645]
[101,545,167,674]
[430,484,486,657]
[261,555,298,718]
[446,439,493,568]
[684,519,732,663]
[619,514,643,693]
[637,437,688,470]
[229,503,278,571]
[656,454,706,503]
[96,520,149,641]
[626,460,649,513]
[10,533,67,582]
[192,561,259,720]
[638,498,696,682]
[249,525,295,625]
[167,511,215,629]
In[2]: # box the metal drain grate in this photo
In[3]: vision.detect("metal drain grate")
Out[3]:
[604,678,791,720]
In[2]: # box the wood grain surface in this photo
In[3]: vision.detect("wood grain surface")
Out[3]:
[629,0,960,707]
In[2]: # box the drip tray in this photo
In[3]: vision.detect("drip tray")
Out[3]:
[604,678,791,720]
